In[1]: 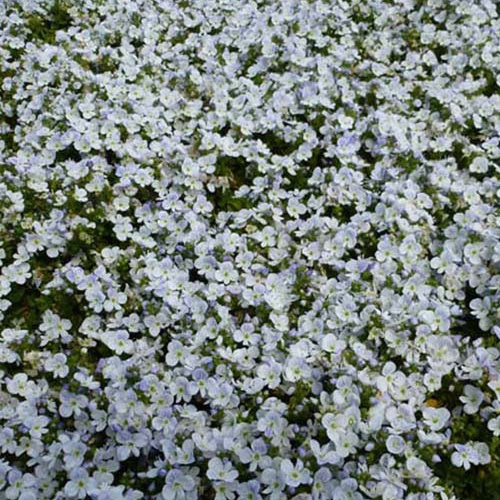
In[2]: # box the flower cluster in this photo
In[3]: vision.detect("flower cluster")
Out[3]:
[0,0,499,498]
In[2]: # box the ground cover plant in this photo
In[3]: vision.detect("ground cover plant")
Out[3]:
[0,0,499,498]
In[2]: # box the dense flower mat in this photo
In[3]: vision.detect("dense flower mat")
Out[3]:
[0,0,499,498]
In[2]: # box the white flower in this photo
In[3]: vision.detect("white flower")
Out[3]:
[469,156,489,173]
[422,407,450,431]
[280,459,311,487]
[487,416,500,437]
[333,431,359,458]
[406,456,429,478]
[45,353,69,378]
[165,340,188,367]
[162,470,196,500]
[386,435,406,455]
[460,385,484,414]
[0,0,498,496]
[207,458,238,482]
[321,333,346,355]
[451,444,479,470]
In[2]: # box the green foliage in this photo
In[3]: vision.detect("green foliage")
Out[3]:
[436,443,500,499]
[25,0,72,44]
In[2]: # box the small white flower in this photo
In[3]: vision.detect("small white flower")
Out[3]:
[207,458,238,482]
[422,407,450,431]
[280,459,311,487]
[386,435,406,455]
[487,416,500,437]
[460,385,484,414]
